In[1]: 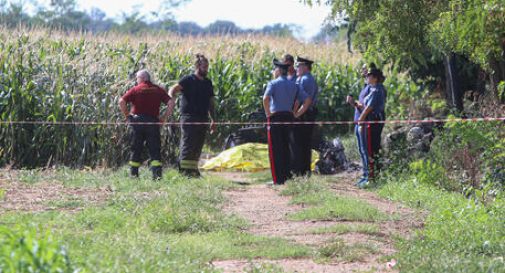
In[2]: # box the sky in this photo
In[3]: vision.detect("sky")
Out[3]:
[32,0,332,40]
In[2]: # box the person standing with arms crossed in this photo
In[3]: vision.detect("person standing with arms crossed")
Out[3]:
[263,59,312,185]
[119,69,171,180]
[168,54,216,178]
[291,56,319,177]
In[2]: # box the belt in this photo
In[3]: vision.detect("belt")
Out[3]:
[270,111,293,117]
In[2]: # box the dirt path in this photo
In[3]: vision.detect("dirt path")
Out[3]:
[0,172,111,213]
[211,171,424,273]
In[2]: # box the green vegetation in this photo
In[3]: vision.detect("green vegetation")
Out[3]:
[281,178,386,221]
[339,133,360,163]
[378,175,505,272]
[317,238,380,263]
[308,223,380,236]
[246,171,273,184]
[373,121,505,272]
[0,27,420,169]
[307,0,505,109]
[0,170,310,272]
[0,227,75,273]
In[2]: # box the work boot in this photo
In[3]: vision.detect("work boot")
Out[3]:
[130,167,139,178]
[151,166,162,180]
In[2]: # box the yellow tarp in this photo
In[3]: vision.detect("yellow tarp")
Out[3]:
[202,143,319,172]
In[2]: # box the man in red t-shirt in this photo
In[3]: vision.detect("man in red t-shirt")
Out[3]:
[119,69,171,179]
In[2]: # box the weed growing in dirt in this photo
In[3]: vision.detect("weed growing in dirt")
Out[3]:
[282,178,386,222]
[247,171,274,184]
[0,169,310,272]
[244,262,286,273]
[288,195,386,222]
[308,223,381,236]
[46,198,84,210]
[317,238,380,263]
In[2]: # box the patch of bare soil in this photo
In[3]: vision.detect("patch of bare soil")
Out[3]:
[212,171,424,273]
[0,176,111,213]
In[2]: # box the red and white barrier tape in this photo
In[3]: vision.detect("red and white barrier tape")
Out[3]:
[0,117,503,126]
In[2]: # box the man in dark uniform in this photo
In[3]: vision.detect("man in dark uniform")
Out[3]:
[263,59,312,185]
[168,54,216,178]
[119,69,171,180]
[291,56,319,176]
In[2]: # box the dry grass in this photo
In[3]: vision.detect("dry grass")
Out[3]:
[0,26,360,65]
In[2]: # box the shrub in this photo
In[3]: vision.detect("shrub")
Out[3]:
[430,118,505,192]
[0,227,76,273]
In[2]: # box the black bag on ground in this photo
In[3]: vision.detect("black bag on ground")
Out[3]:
[315,138,348,175]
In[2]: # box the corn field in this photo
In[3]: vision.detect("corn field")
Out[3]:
[0,28,418,168]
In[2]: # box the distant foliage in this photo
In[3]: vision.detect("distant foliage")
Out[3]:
[0,1,296,38]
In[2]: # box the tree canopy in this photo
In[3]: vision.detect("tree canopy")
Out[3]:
[306,0,505,109]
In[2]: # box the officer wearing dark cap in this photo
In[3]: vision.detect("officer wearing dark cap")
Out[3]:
[263,59,312,185]
[356,67,387,187]
[291,56,319,176]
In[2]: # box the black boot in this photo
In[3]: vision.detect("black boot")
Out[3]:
[130,167,139,178]
[151,166,162,180]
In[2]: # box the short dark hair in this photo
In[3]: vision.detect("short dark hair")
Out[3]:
[282,54,294,64]
[279,67,288,76]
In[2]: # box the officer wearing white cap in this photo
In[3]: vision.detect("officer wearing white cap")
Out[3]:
[263,59,312,185]
[291,56,319,176]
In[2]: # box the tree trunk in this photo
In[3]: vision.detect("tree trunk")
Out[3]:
[443,53,464,111]
[489,59,505,104]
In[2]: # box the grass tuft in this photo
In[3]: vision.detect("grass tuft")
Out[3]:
[282,178,386,222]
[317,238,380,263]
[308,223,381,235]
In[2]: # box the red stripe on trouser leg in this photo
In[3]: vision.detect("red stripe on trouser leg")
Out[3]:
[267,117,278,184]
[367,124,374,179]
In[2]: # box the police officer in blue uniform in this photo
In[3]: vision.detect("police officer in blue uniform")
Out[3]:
[263,59,312,185]
[347,63,373,186]
[292,56,319,176]
[356,67,387,187]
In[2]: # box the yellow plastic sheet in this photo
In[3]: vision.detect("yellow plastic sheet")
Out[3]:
[202,143,319,172]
